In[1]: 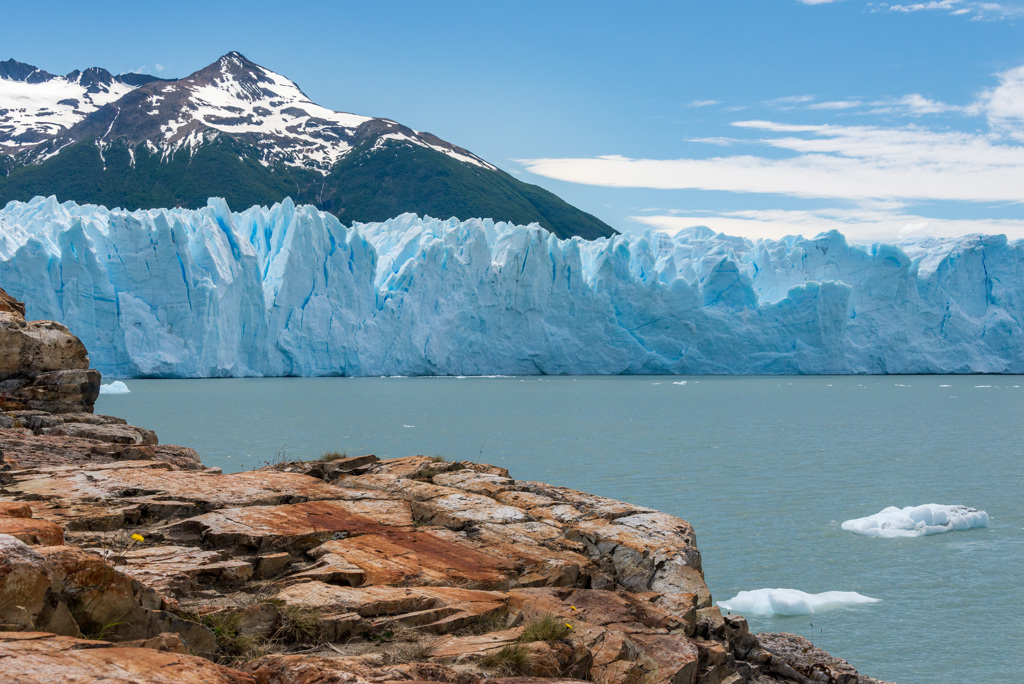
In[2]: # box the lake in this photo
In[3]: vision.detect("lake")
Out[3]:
[97,375,1024,684]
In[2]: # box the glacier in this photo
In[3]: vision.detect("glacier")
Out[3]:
[1,196,1023,378]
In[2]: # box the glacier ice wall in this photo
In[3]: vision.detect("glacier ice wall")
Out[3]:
[1,196,1022,377]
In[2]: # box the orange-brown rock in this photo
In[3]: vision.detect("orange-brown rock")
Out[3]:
[0,502,32,518]
[0,289,99,414]
[0,632,256,683]
[173,498,415,553]
[306,527,517,589]
[244,654,479,684]
[0,517,64,546]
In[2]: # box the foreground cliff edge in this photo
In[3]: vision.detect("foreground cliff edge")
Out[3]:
[0,288,892,684]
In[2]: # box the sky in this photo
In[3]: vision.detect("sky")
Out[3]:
[4,0,1024,243]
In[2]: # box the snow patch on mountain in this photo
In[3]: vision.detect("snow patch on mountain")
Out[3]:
[1,196,1022,378]
[0,74,134,151]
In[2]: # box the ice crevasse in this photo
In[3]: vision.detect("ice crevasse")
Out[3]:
[1,196,1022,378]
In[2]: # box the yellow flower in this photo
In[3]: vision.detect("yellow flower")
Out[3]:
[130,533,145,543]
[565,623,574,630]
[570,606,578,611]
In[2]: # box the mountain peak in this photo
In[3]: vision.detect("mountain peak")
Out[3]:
[0,59,55,84]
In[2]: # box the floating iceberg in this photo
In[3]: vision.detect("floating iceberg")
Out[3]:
[1,196,1023,378]
[719,589,881,616]
[98,381,131,394]
[842,504,989,538]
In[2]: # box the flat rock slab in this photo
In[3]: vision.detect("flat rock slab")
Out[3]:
[243,654,479,684]
[0,632,255,683]
[42,422,158,446]
[112,545,254,595]
[176,499,415,553]
[308,527,517,589]
[275,582,507,635]
[11,465,353,510]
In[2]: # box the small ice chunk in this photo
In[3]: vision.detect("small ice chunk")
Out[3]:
[719,588,880,616]
[99,381,130,394]
[842,504,988,538]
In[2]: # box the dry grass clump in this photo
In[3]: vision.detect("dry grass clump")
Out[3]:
[518,614,573,643]
[201,610,269,662]
[318,451,347,462]
[480,644,531,675]
[273,605,324,644]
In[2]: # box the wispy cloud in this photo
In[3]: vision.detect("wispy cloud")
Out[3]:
[522,121,1024,204]
[809,100,865,110]
[799,0,844,5]
[870,0,1024,20]
[688,99,721,108]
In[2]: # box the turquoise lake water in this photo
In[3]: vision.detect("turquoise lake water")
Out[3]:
[97,375,1024,684]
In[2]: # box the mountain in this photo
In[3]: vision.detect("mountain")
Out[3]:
[2,197,1021,378]
[0,52,614,240]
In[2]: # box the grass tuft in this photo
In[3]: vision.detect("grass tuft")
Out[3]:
[518,614,573,643]
[274,606,324,644]
[318,451,347,462]
[480,644,530,675]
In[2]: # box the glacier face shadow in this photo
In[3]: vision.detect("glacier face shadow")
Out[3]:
[1,196,1022,378]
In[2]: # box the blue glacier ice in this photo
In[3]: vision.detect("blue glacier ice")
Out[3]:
[1,196,1022,378]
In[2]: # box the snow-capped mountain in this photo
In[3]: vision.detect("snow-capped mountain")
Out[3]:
[0,59,161,154]
[0,53,613,239]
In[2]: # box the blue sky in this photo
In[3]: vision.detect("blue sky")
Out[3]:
[5,0,1024,242]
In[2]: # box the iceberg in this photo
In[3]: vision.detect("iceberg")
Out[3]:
[98,381,131,394]
[1,196,1023,378]
[842,504,989,538]
[719,589,881,616]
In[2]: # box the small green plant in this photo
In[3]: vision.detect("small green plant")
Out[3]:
[362,627,396,643]
[430,455,447,463]
[319,451,347,462]
[518,614,573,643]
[480,644,530,675]
[274,606,324,644]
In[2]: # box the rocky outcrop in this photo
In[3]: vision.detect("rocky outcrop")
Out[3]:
[0,288,99,414]
[0,428,894,683]
[0,290,892,682]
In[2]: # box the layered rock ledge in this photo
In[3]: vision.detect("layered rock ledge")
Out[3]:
[0,288,892,684]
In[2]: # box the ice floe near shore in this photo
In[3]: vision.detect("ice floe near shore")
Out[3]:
[98,381,130,394]
[842,504,988,538]
[719,588,881,616]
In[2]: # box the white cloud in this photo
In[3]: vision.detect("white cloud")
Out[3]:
[873,0,1024,19]
[809,100,865,110]
[688,99,721,107]
[154,64,165,72]
[630,208,1024,243]
[521,121,1024,204]
[977,64,1024,137]
[799,0,843,4]
[872,93,963,115]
